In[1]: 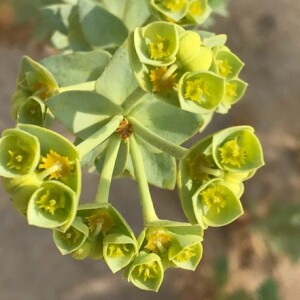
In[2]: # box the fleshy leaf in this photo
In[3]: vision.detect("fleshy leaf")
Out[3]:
[46,91,123,139]
[41,50,111,86]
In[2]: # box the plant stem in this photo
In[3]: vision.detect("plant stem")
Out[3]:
[198,166,224,178]
[37,164,61,180]
[58,81,96,93]
[94,134,121,204]
[161,63,179,81]
[129,135,159,224]
[76,115,123,159]
[129,117,188,160]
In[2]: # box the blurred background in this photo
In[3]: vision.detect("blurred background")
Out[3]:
[0,0,300,299]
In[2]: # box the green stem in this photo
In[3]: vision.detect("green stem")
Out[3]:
[37,164,61,180]
[76,115,123,159]
[129,136,159,224]
[161,63,179,81]
[199,166,224,178]
[129,117,188,160]
[58,81,96,93]
[95,134,121,204]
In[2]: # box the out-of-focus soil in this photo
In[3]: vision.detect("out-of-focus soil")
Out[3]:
[0,1,300,299]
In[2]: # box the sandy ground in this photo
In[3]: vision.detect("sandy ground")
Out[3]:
[0,0,300,299]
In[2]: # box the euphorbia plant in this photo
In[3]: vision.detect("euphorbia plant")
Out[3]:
[1,0,264,292]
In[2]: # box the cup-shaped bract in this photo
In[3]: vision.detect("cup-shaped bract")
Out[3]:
[177,31,213,72]
[18,124,81,196]
[215,50,244,80]
[168,233,203,270]
[212,126,265,172]
[74,203,137,260]
[217,78,248,114]
[103,234,138,273]
[134,22,179,67]
[186,0,212,25]
[27,180,78,231]
[192,179,244,227]
[127,251,164,292]
[0,129,40,178]
[150,0,189,23]
[178,71,225,113]
[12,56,58,120]
[53,217,89,255]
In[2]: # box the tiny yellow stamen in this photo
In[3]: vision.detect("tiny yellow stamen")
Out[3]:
[150,66,176,93]
[138,262,159,282]
[145,229,172,253]
[7,149,26,170]
[184,79,210,104]
[219,137,247,168]
[39,150,71,180]
[161,0,186,12]
[148,34,171,60]
[61,227,82,245]
[173,245,197,262]
[86,212,114,235]
[35,189,66,215]
[200,185,226,214]
[107,244,129,258]
[217,59,232,77]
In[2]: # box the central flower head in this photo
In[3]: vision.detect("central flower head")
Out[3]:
[107,244,129,258]
[86,212,114,235]
[39,150,71,180]
[138,261,159,282]
[150,66,176,93]
[219,137,247,168]
[184,78,211,103]
[35,189,66,215]
[145,229,172,253]
[200,185,226,214]
[116,118,133,141]
[148,34,171,60]
[217,59,232,77]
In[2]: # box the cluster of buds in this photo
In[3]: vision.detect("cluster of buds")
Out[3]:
[0,0,264,293]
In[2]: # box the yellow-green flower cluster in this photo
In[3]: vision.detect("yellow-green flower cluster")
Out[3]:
[0,124,81,232]
[147,0,212,25]
[129,21,247,116]
[178,126,264,228]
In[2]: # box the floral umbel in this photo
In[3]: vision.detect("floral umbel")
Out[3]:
[0,0,264,292]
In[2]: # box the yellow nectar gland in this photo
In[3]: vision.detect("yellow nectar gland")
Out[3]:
[225,82,238,102]
[148,34,171,60]
[161,0,186,12]
[150,66,176,93]
[184,78,211,104]
[39,150,71,180]
[173,245,197,263]
[116,118,133,142]
[107,244,130,258]
[219,137,247,168]
[31,80,54,100]
[200,185,226,214]
[86,212,114,236]
[35,189,66,215]
[7,149,26,170]
[61,227,82,245]
[145,229,172,253]
[189,1,204,16]
[138,262,159,282]
[217,59,232,77]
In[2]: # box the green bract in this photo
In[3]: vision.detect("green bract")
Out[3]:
[0,129,40,178]
[1,0,264,292]
[126,251,164,292]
